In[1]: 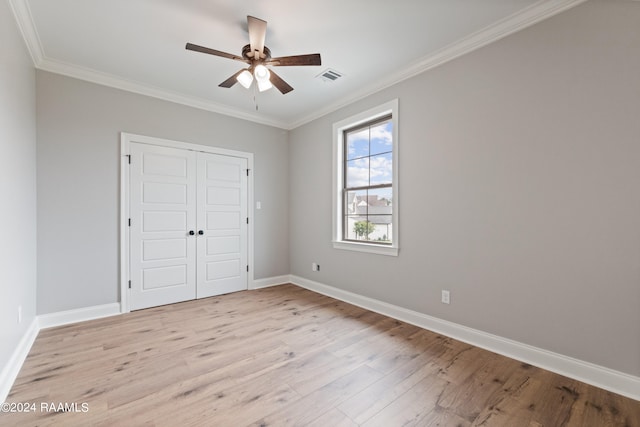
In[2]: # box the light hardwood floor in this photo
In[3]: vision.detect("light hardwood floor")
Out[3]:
[2,284,638,426]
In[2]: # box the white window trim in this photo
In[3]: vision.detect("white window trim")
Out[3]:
[332,99,399,256]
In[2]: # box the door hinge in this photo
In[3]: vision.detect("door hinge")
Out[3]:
[126,154,131,164]
[246,169,250,176]
[246,265,249,272]
[128,218,131,227]
[128,280,131,289]
[246,217,249,224]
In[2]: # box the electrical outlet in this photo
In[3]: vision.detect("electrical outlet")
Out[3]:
[312,263,320,272]
[441,290,450,305]
[18,305,22,324]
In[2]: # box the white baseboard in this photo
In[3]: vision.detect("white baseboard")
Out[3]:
[251,275,290,290]
[290,275,640,401]
[37,303,121,329]
[0,318,39,403]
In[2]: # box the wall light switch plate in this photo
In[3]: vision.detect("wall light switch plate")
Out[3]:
[441,290,450,304]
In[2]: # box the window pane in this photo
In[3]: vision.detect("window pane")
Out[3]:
[345,190,368,216]
[369,152,392,186]
[366,215,392,243]
[346,128,369,160]
[370,120,393,155]
[366,188,392,244]
[344,187,392,242]
[347,218,376,241]
[368,187,392,207]
[346,157,369,188]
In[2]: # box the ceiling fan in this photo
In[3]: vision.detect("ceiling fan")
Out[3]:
[186,16,321,95]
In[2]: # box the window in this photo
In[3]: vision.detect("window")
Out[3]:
[333,100,398,256]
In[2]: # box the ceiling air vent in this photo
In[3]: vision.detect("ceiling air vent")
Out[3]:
[317,69,343,83]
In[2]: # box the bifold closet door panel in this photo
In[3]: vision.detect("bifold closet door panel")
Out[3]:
[129,143,197,310]
[196,152,248,299]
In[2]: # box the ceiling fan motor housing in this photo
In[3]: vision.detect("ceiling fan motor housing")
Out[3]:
[242,44,271,61]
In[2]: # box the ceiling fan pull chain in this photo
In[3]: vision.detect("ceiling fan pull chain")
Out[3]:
[253,85,259,111]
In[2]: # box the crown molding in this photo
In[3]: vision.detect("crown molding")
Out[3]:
[7,0,43,65]
[9,0,588,130]
[37,56,289,129]
[287,0,589,129]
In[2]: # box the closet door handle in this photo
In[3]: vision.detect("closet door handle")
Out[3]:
[189,230,195,236]
[198,230,204,235]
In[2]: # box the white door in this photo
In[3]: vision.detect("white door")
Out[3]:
[128,143,248,310]
[196,152,248,298]
[129,143,197,310]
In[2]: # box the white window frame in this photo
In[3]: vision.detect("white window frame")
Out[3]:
[332,99,399,256]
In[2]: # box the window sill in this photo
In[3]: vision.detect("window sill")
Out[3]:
[332,241,398,256]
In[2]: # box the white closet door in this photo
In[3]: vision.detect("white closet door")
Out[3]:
[129,143,197,310]
[196,152,248,298]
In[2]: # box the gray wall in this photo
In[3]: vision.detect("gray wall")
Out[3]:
[36,71,289,314]
[289,0,640,377]
[0,2,37,370]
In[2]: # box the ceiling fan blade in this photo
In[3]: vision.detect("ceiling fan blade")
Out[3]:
[247,16,267,59]
[265,53,322,67]
[268,69,294,94]
[186,43,249,63]
[218,69,245,88]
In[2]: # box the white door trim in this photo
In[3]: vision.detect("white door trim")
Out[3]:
[120,132,254,313]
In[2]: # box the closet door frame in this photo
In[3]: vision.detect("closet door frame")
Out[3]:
[120,132,254,313]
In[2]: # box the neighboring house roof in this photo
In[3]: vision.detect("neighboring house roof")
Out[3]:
[348,195,391,207]
[362,195,390,206]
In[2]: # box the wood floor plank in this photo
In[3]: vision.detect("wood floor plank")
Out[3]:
[306,408,358,427]
[338,351,442,424]
[1,284,637,427]
[437,353,523,422]
[250,365,385,427]
[360,373,449,427]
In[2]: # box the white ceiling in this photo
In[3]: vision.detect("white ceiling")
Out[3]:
[10,0,586,129]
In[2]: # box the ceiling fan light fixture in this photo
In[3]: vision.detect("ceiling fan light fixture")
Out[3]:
[257,78,273,92]
[236,69,253,89]
[254,64,272,92]
[254,64,270,82]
